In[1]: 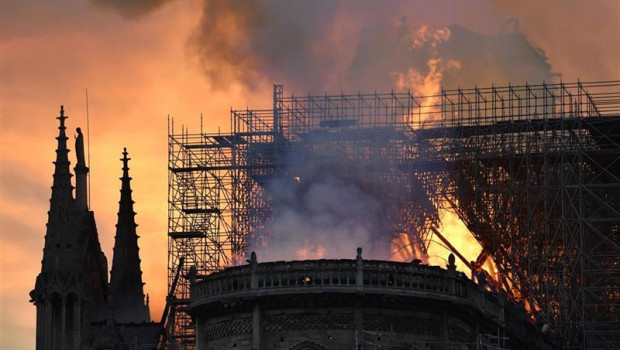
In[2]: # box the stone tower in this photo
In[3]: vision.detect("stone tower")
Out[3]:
[108,148,151,323]
[32,106,161,349]
[30,106,109,350]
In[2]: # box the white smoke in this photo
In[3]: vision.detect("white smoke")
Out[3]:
[247,144,395,261]
[252,171,384,261]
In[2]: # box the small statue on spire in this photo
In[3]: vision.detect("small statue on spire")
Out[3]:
[75,127,86,167]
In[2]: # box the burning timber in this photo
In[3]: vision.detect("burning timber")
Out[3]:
[167,81,620,349]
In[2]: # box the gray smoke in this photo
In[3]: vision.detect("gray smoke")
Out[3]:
[93,0,563,262]
[246,135,435,262]
[93,0,556,91]
[251,169,384,261]
[188,0,353,92]
[205,1,554,261]
[188,0,554,93]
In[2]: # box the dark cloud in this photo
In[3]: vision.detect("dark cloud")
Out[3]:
[87,0,617,94]
[188,0,558,94]
[91,0,173,19]
[188,0,347,93]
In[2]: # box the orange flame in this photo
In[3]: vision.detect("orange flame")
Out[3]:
[393,26,461,124]
[391,232,427,263]
[426,208,481,272]
[296,244,327,260]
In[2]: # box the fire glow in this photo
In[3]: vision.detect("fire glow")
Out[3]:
[257,21,501,281]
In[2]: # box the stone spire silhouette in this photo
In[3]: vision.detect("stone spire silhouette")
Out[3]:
[39,105,80,274]
[109,148,151,323]
[48,106,74,224]
[31,106,109,350]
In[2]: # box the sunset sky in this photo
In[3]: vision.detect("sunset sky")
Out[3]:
[1,1,618,349]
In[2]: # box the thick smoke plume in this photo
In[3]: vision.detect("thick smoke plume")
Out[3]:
[247,136,435,262]
[189,1,346,92]
[251,164,385,261]
[183,0,556,261]
[223,2,553,262]
[94,0,619,86]
[188,0,554,93]
[94,0,565,263]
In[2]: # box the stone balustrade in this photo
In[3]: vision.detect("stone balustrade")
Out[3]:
[190,252,503,323]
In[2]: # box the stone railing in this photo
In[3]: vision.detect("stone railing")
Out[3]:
[190,250,505,322]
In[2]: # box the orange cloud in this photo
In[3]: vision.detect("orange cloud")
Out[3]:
[0,1,238,348]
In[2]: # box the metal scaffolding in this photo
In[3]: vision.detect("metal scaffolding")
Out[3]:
[168,81,620,349]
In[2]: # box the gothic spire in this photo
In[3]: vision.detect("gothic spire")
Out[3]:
[32,106,111,350]
[109,148,150,323]
[40,106,79,274]
[49,105,74,215]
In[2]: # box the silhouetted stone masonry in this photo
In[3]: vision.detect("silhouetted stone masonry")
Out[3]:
[190,250,558,350]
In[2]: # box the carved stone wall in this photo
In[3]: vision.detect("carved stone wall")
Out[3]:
[190,257,558,350]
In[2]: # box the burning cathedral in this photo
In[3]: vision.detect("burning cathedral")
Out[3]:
[29,81,619,350]
[28,80,619,350]
[166,25,618,349]
[168,79,619,350]
[28,26,619,349]
[30,106,160,349]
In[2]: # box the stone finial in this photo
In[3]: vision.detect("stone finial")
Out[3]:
[356,247,363,267]
[250,251,258,270]
[356,247,364,287]
[58,105,67,125]
[249,251,258,289]
[447,253,456,271]
[121,148,130,174]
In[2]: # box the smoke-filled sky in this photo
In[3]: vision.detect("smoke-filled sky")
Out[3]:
[1,0,618,348]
